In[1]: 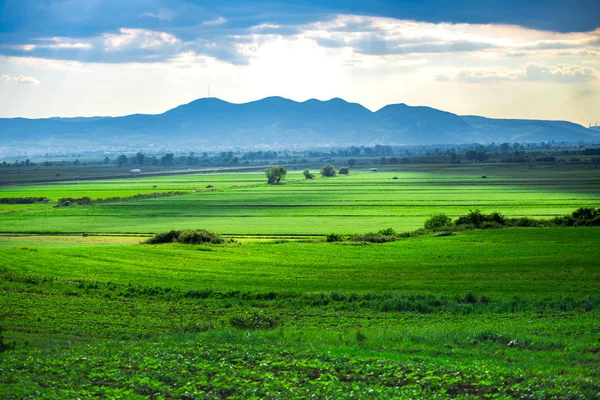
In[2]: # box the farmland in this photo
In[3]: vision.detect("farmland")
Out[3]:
[1,163,599,398]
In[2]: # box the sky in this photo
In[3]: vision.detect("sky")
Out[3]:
[0,0,599,125]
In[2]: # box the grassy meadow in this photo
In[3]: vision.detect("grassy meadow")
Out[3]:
[1,163,599,398]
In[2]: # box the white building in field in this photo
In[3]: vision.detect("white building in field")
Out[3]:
[130,169,142,175]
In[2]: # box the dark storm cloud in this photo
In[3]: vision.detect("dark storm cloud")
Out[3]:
[0,0,597,64]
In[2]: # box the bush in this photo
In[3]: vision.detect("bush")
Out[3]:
[338,167,349,175]
[320,164,337,177]
[350,232,396,243]
[0,197,50,204]
[230,312,279,330]
[326,233,344,242]
[0,326,14,353]
[265,166,287,185]
[145,229,224,245]
[55,196,92,207]
[178,229,224,244]
[424,214,452,230]
[377,227,397,236]
[145,230,180,244]
[303,169,315,179]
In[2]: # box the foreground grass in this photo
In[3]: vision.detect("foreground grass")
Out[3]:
[1,227,599,398]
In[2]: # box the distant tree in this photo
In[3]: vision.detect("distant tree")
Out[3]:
[338,167,350,175]
[348,159,357,167]
[464,150,478,161]
[160,153,174,166]
[303,169,315,179]
[73,159,80,166]
[103,156,110,164]
[321,164,337,177]
[133,152,145,166]
[266,166,287,184]
[476,152,489,163]
[116,154,128,167]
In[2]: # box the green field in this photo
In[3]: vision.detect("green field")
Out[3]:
[1,163,599,235]
[1,163,599,398]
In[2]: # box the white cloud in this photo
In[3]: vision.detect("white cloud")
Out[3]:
[36,37,93,49]
[139,9,176,21]
[103,28,179,51]
[203,16,227,26]
[452,63,598,84]
[524,63,598,83]
[1,74,10,82]
[14,75,40,84]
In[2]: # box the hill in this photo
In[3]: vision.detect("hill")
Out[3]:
[0,97,597,151]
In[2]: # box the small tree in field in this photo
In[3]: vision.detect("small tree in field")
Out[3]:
[266,166,287,184]
[424,214,452,230]
[339,167,349,175]
[321,164,337,177]
[303,169,315,179]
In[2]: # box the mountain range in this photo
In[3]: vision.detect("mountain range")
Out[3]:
[0,97,597,151]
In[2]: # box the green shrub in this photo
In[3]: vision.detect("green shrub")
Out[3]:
[184,288,213,299]
[424,214,452,230]
[303,169,315,179]
[338,167,350,175]
[55,196,92,207]
[321,164,337,177]
[0,326,14,353]
[326,233,344,242]
[230,312,279,330]
[145,229,224,245]
[178,229,224,244]
[145,230,181,244]
[0,197,50,204]
[377,227,397,236]
[350,232,396,243]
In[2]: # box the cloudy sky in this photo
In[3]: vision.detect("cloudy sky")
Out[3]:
[1,0,599,125]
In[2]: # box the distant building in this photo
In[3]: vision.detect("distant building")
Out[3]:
[130,169,142,174]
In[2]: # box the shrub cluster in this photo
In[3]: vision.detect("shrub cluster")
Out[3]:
[326,233,344,242]
[55,191,188,207]
[424,207,600,231]
[145,229,225,245]
[55,197,92,207]
[0,197,50,204]
[229,312,279,330]
[350,228,397,243]
[0,326,14,353]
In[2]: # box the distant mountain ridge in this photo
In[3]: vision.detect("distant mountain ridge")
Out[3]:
[0,96,597,151]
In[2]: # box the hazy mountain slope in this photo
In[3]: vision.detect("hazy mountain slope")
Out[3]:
[0,97,596,150]
[461,116,594,142]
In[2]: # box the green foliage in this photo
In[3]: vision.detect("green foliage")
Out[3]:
[302,169,315,179]
[454,208,600,230]
[326,233,343,242]
[55,196,92,207]
[377,227,396,236]
[350,232,396,243]
[145,229,224,245]
[0,326,14,353]
[0,197,50,204]
[424,214,453,230]
[265,166,287,184]
[230,312,279,330]
[338,167,350,175]
[320,164,337,177]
